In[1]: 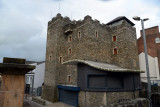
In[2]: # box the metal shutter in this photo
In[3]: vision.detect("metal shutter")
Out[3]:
[59,89,78,107]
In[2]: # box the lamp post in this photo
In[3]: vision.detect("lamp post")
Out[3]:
[133,16,152,107]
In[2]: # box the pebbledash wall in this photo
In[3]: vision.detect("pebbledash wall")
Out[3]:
[41,13,140,104]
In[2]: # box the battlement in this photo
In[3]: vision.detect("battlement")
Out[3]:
[48,13,111,31]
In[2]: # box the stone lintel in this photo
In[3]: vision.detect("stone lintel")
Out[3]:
[0,63,35,74]
[3,57,25,64]
[0,57,35,75]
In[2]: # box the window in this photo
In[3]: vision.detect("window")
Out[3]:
[113,48,118,55]
[78,31,81,38]
[133,60,136,67]
[87,75,123,89]
[68,36,72,42]
[49,54,52,61]
[95,30,98,38]
[59,56,63,64]
[27,77,29,84]
[88,75,106,88]
[112,36,117,42]
[68,48,72,55]
[68,75,71,83]
[30,77,33,87]
[107,76,123,89]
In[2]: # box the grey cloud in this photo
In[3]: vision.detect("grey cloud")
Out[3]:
[98,0,113,1]
[0,0,48,62]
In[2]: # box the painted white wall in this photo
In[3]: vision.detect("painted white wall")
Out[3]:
[139,52,160,82]
[33,62,45,89]
[25,62,45,89]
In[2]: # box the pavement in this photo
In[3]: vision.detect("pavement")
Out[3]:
[23,96,74,107]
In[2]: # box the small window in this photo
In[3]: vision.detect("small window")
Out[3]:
[68,75,71,83]
[133,60,137,67]
[112,36,117,42]
[68,48,72,55]
[113,48,118,55]
[95,30,98,38]
[68,36,72,42]
[78,31,81,38]
[49,54,52,61]
[59,56,63,64]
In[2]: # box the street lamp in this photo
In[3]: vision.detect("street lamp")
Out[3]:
[133,16,151,107]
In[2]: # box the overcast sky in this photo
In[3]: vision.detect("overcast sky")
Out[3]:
[0,0,160,62]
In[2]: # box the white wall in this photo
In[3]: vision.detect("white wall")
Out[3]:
[139,52,160,82]
[33,62,45,89]
[25,62,45,89]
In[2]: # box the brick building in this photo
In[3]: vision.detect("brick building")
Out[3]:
[138,26,160,82]
[41,13,143,107]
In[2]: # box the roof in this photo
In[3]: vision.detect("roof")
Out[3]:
[106,16,135,26]
[25,61,45,65]
[25,61,37,65]
[63,59,144,73]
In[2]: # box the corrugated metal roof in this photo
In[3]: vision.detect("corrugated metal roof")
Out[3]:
[63,59,144,73]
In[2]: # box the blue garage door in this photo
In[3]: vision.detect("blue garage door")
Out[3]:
[59,89,78,107]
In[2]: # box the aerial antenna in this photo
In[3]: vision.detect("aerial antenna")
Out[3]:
[59,2,61,13]
[51,10,52,19]
[71,12,72,20]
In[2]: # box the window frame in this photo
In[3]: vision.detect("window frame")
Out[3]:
[95,30,98,38]
[49,54,52,61]
[68,48,72,55]
[67,75,71,83]
[113,48,118,55]
[59,56,63,64]
[112,35,117,42]
[68,35,72,42]
[78,31,81,39]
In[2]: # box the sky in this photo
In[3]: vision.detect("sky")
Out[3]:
[0,0,160,62]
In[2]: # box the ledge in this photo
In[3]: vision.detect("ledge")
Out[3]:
[57,85,80,91]
[0,63,35,74]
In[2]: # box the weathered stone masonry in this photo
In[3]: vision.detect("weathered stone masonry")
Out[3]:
[41,14,140,102]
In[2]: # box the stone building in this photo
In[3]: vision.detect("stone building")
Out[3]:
[41,13,143,107]
[138,26,160,83]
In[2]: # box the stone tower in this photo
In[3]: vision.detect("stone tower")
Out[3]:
[41,14,139,102]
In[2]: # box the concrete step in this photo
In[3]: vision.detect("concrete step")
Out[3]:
[32,96,46,106]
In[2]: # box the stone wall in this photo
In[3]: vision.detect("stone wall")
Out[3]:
[106,98,149,107]
[78,91,139,107]
[42,13,140,103]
